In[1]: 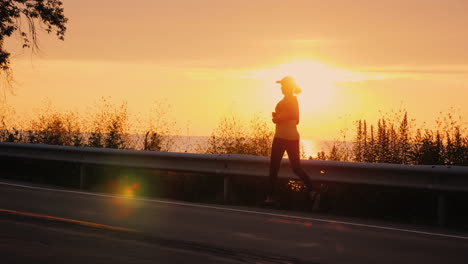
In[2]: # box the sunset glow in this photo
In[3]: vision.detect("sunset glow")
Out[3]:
[250,60,369,114]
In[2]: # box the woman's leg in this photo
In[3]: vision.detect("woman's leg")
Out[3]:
[285,140,313,192]
[268,138,286,198]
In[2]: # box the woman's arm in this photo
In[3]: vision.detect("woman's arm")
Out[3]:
[273,97,299,124]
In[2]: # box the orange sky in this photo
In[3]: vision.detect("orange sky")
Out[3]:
[3,0,468,145]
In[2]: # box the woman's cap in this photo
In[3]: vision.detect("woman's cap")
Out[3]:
[276,76,302,94]
[276,76,296,86]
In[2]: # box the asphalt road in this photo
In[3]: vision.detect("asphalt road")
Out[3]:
[1,180,468,264]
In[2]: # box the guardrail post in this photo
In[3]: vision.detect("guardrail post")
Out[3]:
[437,192,446,226]
[80,164,86,189]
[224,175,231,203]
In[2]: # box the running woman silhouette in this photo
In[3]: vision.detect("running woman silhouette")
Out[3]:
[266,76,314,204]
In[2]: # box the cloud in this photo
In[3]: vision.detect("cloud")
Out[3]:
[355,65,468,80]
[252,38,335,47]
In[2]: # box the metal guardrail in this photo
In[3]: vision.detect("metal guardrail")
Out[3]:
[1,142,467,225]
[1,142,467,190]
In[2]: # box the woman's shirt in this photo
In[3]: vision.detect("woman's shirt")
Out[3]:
[274,95,300,140]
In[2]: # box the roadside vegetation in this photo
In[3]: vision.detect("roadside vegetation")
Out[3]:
[318,109,468,166]
[1,100,467,166]
[0,98,177,151]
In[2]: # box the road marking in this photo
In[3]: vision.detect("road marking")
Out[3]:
[0,208,137,232]
[1,181,468,240]
[268,217,313,227]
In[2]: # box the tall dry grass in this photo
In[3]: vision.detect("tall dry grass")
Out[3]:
[0,97,177,151]
[206,113,274,156]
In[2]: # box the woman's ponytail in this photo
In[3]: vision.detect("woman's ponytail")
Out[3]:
[294,85,302,94]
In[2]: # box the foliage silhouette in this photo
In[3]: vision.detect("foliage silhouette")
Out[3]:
[318,110,467,166]
[206,114,274,156]
[142,100,177,152]
[0,0,67,83]
[87,98,129,149]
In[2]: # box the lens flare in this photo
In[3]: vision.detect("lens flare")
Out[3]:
[123,186,135,198]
